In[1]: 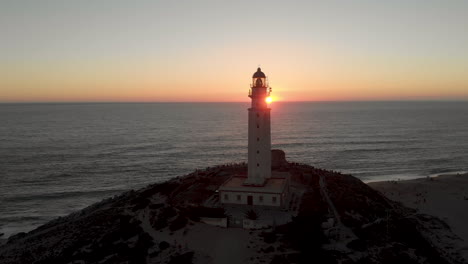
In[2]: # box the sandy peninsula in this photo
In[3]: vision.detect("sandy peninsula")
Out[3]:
[368,173,468,260]
[2,159,466,263]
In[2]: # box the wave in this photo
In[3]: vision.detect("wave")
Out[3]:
[2,188,127,203]
[0,215,49,222]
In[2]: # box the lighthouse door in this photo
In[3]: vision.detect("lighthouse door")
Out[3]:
[247,196,253,205]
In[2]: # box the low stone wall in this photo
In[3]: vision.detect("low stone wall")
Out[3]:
[200,217,228,228]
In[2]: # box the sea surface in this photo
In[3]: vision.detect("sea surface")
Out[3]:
[1,101,467,238]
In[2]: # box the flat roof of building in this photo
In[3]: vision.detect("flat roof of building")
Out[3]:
[219,172,289,194]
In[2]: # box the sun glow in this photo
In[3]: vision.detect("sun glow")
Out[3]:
[265,96,273,104]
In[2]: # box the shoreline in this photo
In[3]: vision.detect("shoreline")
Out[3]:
[368,172,468,260]
[362,170,468,184]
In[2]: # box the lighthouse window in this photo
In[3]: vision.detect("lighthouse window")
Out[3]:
[257,137,259,141]
[256,78,263,87]
[257,150,259,154]
[257,163,259,167]
[257,124,259,128]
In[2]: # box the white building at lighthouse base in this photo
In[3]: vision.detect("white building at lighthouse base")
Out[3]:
[218,171,290,207]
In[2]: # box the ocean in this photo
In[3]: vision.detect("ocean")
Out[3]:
[1,101,467,238]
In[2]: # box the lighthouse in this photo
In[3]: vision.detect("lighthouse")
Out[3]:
[245,68,272,186]
[218,67,289,208]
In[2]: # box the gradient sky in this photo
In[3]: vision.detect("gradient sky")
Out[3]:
[1,0,467,102]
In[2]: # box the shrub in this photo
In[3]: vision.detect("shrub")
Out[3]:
[244,209,259,220]
[168,251,194,264]
[169,215,188,231]
[159,241,170,250]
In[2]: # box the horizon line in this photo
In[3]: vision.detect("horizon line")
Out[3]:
[1,99,468,104]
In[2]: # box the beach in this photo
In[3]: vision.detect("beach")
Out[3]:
[368,173,468,260]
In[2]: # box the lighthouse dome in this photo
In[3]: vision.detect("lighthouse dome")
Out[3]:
[252,67,266,78]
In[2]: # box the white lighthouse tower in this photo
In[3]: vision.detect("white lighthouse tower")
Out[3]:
[218,67,289,208]
[245,67,272,186]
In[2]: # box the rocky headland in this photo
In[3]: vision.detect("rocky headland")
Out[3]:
[0,151,466,264]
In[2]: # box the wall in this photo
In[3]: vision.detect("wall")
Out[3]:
[220,191,282,207]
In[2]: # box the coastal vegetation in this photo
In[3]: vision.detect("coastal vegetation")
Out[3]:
[0,158,465,263]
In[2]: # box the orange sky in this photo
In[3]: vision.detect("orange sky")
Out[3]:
[1,1,468,102]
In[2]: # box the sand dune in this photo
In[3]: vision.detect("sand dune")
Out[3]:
[369,173,468,260]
